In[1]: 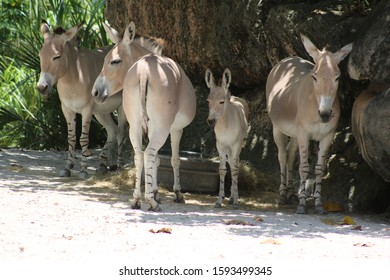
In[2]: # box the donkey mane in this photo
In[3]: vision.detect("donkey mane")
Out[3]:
[133,35,165,55]
[53,26,67,35]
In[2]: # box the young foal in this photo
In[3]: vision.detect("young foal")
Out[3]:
[92,22,196,211]
[205,68,249,208]
[37,22,127,178]
[266,34,352,214]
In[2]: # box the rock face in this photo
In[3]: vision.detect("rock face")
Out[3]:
[105,0,362,86]
[352,84,390,183]
[104,0,390,212]
[347,0,390,185]
[348,0,390,83]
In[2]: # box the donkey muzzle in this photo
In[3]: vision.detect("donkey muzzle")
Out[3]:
[318,109,333,123]
[207,118,216,127]
[37,83,50,97]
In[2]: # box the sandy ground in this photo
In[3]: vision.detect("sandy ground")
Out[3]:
[1,148,389,279]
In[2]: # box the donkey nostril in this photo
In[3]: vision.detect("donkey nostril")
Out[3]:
[37,84,48,93]
[318,109,332,123]
[93,90,99,97]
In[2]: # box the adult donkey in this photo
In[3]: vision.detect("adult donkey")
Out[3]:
[92,22,196,211]
[266,34,352,214]
[37,21,126,178]
[205,68,248,209]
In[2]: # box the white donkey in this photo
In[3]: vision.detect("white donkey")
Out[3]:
[37,22,127,178]
[266,34,352,214]
[205,68,249,208]
[92,22,196,211]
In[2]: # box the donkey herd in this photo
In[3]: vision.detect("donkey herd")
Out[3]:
[37,21,353,214]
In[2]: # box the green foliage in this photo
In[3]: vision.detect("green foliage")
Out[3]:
[0,0,108,149]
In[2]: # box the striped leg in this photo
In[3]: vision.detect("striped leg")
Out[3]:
[60,107,77,177]
[297,135,310,214]
[129,124,143,210]
[170,129,184,203]
[227,144,241,209]
[94,113,117,174]
[143,127,170,211]
[273,127,289,205]
[116,106,127,169]
[313,133,334,214]
[215,143,227,208]
[286,138,299,204]
[79,111,92,179]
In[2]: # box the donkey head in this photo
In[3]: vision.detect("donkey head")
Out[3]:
[301,34,353,123]
[92,22,136,103]
[205,68,232,127]
[37,21,82,97]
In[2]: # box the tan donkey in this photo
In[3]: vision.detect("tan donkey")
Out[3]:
[205,68,249,208]
[266,34,352,214]
[37,21,127,178]
[92,22,196,211]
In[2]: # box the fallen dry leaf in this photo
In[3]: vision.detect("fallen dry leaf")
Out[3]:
[221,219,254,226]
[149,227,172,234]
[62,234,73,240]
[323,202,344,212]
[342,215,356,225]
[351,225,362,231]
[353,242,374,247]
[260,238,281,245]
[253,216,264,222]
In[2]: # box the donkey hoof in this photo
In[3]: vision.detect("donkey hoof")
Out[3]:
[287,194,299,205]
[148,204,162,212]
[96,164,108,174]
[173,192,185,204]
[59,168,71,177]
[315,205,326,215]
[296,204,307,214]
[131,200,141,210]
[154,194,161,204]
[278,195,288,205]
[232,203,239,209]
[109,164,118,172]
[214,202,222,208]
[79,171,89,179]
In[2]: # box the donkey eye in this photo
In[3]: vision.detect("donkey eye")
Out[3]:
[311,75,317,82]
[111,59,122,65]
[219,101,225,105]
[53,55,61,61]
[335,76,340,82]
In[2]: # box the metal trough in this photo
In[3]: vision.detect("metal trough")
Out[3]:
[157,150,219,194]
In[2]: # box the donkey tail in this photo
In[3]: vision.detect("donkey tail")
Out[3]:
[139,71,149,136]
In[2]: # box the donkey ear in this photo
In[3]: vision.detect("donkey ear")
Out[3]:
[63,24,81,42]
[334,43,353,63]
[103,22,120,44]
[301,34,320,62]
[123,21,136,45]
[40,22,51,42]
[221,68,231,90]
[205,68,216,89]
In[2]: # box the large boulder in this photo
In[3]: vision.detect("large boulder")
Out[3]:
[347,0,390,185]
[352,83,390,183]
[348,0,390,83]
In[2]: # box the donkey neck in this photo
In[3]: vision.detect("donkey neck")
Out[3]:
[59,42,101,87]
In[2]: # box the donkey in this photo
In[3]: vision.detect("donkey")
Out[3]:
[37,22,127,178]
[92,22,196,211]
[266,34,352,214]
[205,68,249,208]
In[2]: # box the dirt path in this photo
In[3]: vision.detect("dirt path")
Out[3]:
[1,148,389,278]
